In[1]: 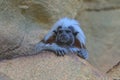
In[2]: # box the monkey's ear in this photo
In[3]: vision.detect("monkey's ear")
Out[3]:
[53,30,57,35]
[73,32,79,36]
[68,26,78,36]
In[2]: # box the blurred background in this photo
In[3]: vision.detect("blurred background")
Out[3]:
[0,0,120,79]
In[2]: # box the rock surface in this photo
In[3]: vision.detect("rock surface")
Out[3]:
[0,72,12,80]
[0,0,120,79]
[0,52,111,80]
[0,0,82,59]
[107,61,120,80]
[76,0,120,72]
[76,9,120,72]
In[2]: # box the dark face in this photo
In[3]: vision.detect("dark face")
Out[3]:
[55,26,75,46]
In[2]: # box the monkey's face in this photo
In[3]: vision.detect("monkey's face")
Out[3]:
[55,26,75,46]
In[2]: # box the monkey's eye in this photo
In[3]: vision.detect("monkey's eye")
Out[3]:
[66,30,71,33]
[58,30,63,33]
[58,26,62,28]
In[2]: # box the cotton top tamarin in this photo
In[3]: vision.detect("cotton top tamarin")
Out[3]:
[35,17,88,59]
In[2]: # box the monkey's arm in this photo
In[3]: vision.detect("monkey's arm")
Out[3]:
[69,47,88,59]
[35,41,68,56]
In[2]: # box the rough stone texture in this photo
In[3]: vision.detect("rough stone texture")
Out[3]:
[0,0,120,79]
[0,0,82,59]
[83,0,120,10]
[75,0,120,72]
[0,72,12,80]
[0,52,111,80]
[107,61,120,80]
[76,9,120,72]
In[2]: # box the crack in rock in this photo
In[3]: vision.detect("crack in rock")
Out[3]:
[106,61,120,73]
[85,6,120,12]
[0,36,25,60]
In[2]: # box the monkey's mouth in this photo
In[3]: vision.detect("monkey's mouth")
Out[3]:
[59,36,69,43]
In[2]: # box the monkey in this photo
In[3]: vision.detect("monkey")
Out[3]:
[35,17,88,59]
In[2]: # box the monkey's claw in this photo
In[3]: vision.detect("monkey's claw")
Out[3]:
[55,48,67,56]
[69,47,80,54]
[69,47,88,59]
[77,49,88,59]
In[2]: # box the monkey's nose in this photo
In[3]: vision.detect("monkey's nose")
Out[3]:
[61,35,66,38]
[61,35,68,40]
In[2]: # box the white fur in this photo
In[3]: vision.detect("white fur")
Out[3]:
[44,17,86,45]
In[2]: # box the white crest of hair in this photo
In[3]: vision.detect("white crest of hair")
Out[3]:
[44,17,86,45]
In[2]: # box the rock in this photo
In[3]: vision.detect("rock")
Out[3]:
[0,72,12,80]
[0,0,120,75]
[107,61,120,80]
[0,0,82,59]
[83,0,120,11]
[0,52,111,80]
[0,0,48,59]
[75,2,120,72]
[18,0,82,25]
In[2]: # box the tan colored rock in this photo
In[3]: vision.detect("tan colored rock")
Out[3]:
[76,7,120,72]
[0,52,111,80]
[0,72,12,80]
[0,0,43,59]
[0,0,82,59]
[0,0,120,75]
[19,0,83,25]
[107,61,120,80]
[83,0,120,11]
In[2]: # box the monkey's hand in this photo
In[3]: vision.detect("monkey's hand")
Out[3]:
[53,46,68,56]
[35,42,68,56]
[69,47,88,59]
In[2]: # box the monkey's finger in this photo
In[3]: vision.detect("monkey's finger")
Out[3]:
[77,50,83,56]
[62,50,65,55]
[56,49,64,56]
[69,48,74,54]
[77,51,84,58]
[63,49,68,54]
[81,49,89,59]
[73,48,77,53]
[77,49,88,59]
[56,50,60,56]
[58,50,63,56]
[72,48,79,54]
[59,50,64,56]
[77,50,81,53]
